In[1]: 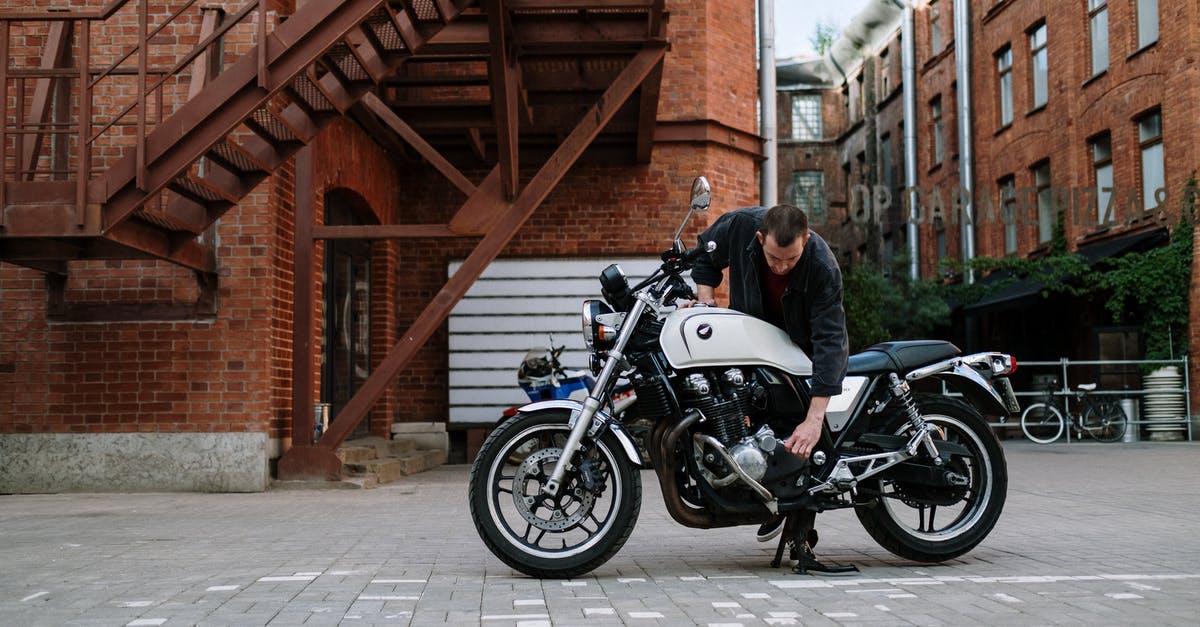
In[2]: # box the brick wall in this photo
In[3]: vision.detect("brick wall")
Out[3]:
[0,0,763,476]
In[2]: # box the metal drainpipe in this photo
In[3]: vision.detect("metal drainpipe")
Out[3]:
[900,1,920,280]
[759,0,777,207]
[954,0,976,282]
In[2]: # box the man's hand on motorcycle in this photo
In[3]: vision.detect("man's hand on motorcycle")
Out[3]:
[784,418,822,459]
[680,284,718,308]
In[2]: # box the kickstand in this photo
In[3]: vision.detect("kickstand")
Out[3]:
[769,511,858,575]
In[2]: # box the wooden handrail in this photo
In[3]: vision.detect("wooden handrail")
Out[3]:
[1,1,265,189]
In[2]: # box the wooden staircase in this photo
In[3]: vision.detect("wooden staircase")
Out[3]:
[0,0,473,273]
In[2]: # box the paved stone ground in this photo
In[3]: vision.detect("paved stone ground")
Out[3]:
[2,440,1199,626]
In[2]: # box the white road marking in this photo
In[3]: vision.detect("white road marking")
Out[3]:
[824,612,858,618]
[119,601,154,608]
[741,592,771,599]
[1106,593,1143,600]
[126,620,166,626]
[874,604,892,612]
[205,585,239,592]
[994,593,1023,604]
[561,581,588,586]
[584,608,615,616]
[712,601,741,608]
[514,599,545,606]
[628,611,664,618]
[21,591,49,602]
[481,614,550,621]
[1127,582,1160,591]
[259,575,318,582]
[371,579,426,584]
[617,577,646,583]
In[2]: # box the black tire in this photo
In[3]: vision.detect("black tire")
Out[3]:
[468,409,641,579]
[855,396,1008,563]
[1020,402,1064,444]
[1081,400,1127,442]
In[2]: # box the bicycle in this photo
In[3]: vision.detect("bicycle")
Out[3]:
[1019,382,1128,444]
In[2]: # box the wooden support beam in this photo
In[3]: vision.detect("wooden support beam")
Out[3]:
[276,145,345,480]
[313,224,460,239]
[306,44,667,454]
[634,55,664,163]
[486,0,520,200]
[360,92,476,197]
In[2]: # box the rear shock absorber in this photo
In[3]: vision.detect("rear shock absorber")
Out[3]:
[888,373,940,462]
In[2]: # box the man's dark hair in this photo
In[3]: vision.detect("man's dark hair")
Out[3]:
[759,204,809,246]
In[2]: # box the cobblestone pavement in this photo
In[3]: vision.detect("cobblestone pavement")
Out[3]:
[2,440,1199,626]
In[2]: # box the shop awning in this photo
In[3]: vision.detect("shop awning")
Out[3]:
[962,227,1169,313]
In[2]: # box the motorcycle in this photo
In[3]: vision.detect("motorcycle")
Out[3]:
[469,176,1019,579]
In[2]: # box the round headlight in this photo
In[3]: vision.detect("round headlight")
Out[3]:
[581,299,614,351]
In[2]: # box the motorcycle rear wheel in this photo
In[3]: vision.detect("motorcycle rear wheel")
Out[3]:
[855,396,1007,563]
[469,409,641,579]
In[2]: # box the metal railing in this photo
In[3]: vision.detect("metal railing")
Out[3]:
[0,1,268,221]
[981,356,1192,443]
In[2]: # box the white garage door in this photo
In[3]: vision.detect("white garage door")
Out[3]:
[448,257,663,424]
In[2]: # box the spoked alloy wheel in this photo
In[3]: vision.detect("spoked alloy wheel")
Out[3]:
[1020,402,1065,444]
[1081,400,1127,442]
[468,409,641,579]
[856,397,1008,562]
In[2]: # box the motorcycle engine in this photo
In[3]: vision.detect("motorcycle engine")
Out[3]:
[678,369,773,483]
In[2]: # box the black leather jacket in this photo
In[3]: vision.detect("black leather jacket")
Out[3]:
[691,206,849,397]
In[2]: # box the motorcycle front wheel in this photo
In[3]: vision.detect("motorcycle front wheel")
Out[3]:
[856,396,1007,563]
[468,409,641,579]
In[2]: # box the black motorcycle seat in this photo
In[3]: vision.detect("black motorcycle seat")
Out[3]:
[846,340,961,374]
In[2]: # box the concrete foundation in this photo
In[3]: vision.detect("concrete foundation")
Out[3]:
[0,433,269,493]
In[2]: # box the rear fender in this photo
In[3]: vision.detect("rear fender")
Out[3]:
[516,399,643,467]
[906,352,1019,417]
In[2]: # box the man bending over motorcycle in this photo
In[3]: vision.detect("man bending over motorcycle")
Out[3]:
[688,204,850,542]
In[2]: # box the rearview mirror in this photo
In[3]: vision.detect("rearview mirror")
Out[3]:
[690,176,711,212]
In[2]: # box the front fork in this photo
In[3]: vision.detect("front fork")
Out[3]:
[541,291,658,497]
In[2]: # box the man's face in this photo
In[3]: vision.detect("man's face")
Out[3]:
[756,231,808,276]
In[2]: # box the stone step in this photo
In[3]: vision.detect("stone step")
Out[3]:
[331,432,448,489]
[345,458,406,485]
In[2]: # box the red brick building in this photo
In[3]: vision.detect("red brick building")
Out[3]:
[777,0,1198,421]
[0,0,762,491]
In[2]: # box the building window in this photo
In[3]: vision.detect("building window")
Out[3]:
[996,45,1013,127]
[1088,0,1109,75]
[999,175,1017,254]
[790,94,822,140]
[1136,0,1158,50]
[931,96,944,165]
[1138,110,1164,211]
[1029,23,1048,109]
[935,217,947,270]
[880,133,893,191]
[855,74,865,119]
[1033,161,1053,244]
[792,171,825,219]
[1091,133,1113,225]
[880,48,891,95]
[929,1,942,55]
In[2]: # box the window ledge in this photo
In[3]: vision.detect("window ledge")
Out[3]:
[1082,69,1107,89]
[1025,103,1047,118]
[927,162,943,175]
[1127,40,1158,62]
[994,123,1012,137]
